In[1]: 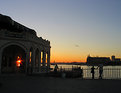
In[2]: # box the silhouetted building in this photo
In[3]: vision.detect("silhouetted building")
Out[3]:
[111,55,115,61]
[111,55,120,62]
[0,14,51,74]
[87,56,111,65]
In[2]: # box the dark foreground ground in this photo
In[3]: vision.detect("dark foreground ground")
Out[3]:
[0,74,121,93]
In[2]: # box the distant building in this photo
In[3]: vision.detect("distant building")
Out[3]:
[111,55,120,62]
[111,55,115,61]
[87,55,111,65]
[87,55,121,65]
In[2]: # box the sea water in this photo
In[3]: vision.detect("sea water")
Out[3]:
[51,64,121,79]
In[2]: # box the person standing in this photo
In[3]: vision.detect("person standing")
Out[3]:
[78,67,83,79]
[91,66,95,79]
[98,64,103,79]
[54,64,58,73]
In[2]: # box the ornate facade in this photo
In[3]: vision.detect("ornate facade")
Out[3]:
[0,14,51,74]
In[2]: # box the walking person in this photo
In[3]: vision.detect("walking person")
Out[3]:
[91,66,95,79]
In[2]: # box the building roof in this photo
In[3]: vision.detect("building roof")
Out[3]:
[0,14,36,35]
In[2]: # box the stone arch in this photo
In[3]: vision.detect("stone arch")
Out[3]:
[0,42,27,54]
[1,44,26,73]
[0,42,28,73]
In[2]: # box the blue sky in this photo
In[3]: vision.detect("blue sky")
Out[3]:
[0,0,121,62]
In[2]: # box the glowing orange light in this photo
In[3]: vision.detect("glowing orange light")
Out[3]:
[16,56,22,67]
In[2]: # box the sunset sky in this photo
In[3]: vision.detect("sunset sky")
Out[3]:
[0,0,121,62]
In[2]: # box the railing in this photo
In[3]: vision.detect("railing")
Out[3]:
[28,66,50,73]
[55,68,121,79]
[83,68,121,79]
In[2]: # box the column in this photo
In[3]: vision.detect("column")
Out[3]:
[38,51,41,72]
[31,49,35,73]
[0,50,2,74]
[6,57,9,68]
[42,51,46,67]
[47,51,50,69]
[25,51,29,74]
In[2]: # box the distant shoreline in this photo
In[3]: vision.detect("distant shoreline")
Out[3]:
[51,63,121,66]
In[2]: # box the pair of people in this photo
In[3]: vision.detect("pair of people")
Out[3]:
[91,64,103,79]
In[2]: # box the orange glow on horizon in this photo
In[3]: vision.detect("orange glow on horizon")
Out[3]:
[50,60,86,63]
[50,47,88,63]
[50,56,86,63]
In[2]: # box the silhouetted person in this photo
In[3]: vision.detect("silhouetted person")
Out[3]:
[78,67,83,79]
[91,66,95,79]
[98,64,103,79]
[60,66,63,72]
[54,64,58,74]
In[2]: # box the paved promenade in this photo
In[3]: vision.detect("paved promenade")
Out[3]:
[0,74,121,93]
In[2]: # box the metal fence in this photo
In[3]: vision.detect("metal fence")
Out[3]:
[56,68,121,79]
[82,68,121,79]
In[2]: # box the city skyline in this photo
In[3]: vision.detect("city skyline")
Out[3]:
[0,0,121,62]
